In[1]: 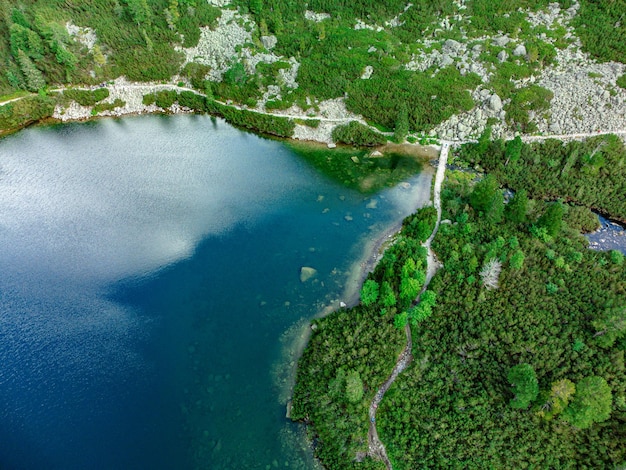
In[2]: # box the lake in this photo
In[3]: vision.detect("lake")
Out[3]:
[0,114,433,469]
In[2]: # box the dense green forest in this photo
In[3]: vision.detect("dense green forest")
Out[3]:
[459,133,626,221]
[292,139,626,468]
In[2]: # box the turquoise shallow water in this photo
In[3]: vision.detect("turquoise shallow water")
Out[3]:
[0,114,432,469]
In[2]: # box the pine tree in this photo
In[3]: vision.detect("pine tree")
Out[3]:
[17,49,45,91]
[505,188,528,223]
[394,103,409,143]
[507,364,539,409]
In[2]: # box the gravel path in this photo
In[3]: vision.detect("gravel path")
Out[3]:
[367,142,450,469]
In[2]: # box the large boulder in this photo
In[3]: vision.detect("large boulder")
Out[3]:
[488,94,503,112]
[300,266,317,282]
[513,44,527,57]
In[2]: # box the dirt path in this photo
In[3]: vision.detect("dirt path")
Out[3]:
[367,142,450,468]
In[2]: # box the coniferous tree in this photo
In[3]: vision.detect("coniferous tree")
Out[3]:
[505,188,528,224]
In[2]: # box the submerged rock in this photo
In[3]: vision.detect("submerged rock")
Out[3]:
[300,266,317,282]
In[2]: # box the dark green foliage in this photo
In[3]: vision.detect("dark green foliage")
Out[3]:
[505,135,523,164]
[563,204,600,233]
[505,85,553,132]
[291,302,405,468]
[393,102,408,143]
[470,174,504,222]
[536,201,564,237]
[505,188,528,223]
[0,94,56,131]
[573,0,626,63]
[331,121,387,147]
[177,90,208,111]
[458,135,626,220]
[206,100,295,137]
[155,89,178,108]
[372,172,626,468]
[347,67,481,131]
[562,377,613,429]
[360,279,379,306]
[16,49,45,91]
[64,88,110,106]
[507,363,539,409]
[618,74,626,89]
[592,307,626,349]
[402,206,437,242]
[181,62,211,90]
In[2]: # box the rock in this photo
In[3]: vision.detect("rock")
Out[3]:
[300,267,317,283]
[367,46,377,53]
[340,301,347,308]
[370,150,382,156]
[360,65,373,79]
[513,44,527,57]
[492,36,510,47]
[480,88,491,99]
[327,142,337,148]
[472,44,482,53]
[261,35,277,50]
[443,39,462,54]
[351,156,360,163]
[549,123,561,133]
[488,94,503,112]
[497,50,508,62]
[440,54,454,67]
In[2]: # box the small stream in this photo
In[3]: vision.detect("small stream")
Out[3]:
[586,214,626,254]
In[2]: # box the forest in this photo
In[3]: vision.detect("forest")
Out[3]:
[292,139,626,468]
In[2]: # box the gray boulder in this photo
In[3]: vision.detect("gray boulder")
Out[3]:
[513,44,527,57]
[443,39,462,54]
[488,94,503,112]
[497,50,508,62]
[261,35,277,49]
[492,36,510,47]
[440,54,454,67]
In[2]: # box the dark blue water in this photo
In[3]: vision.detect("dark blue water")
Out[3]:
[587,214,626,254]
[0,115,432,469]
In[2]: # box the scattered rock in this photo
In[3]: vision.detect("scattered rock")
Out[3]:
[340,301,347,308]
[300,267,317,283]
[351,156,360,163]
[261,35,277,50]
[497,50,508,62]
[327,142,337,148]
[440,54,454,67]
[492,36,510,47]
[488,94,503,112]
[442,39,462,54]
[360,65,374,79]
[513,44,527,57]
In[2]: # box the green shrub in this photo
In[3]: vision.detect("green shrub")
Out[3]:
[64,88,110,106]
[0,94,56,131]
[155,90,178,108]
[331,121,387,147]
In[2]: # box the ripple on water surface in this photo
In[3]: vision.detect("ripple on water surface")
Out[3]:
[0,114,433,469]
